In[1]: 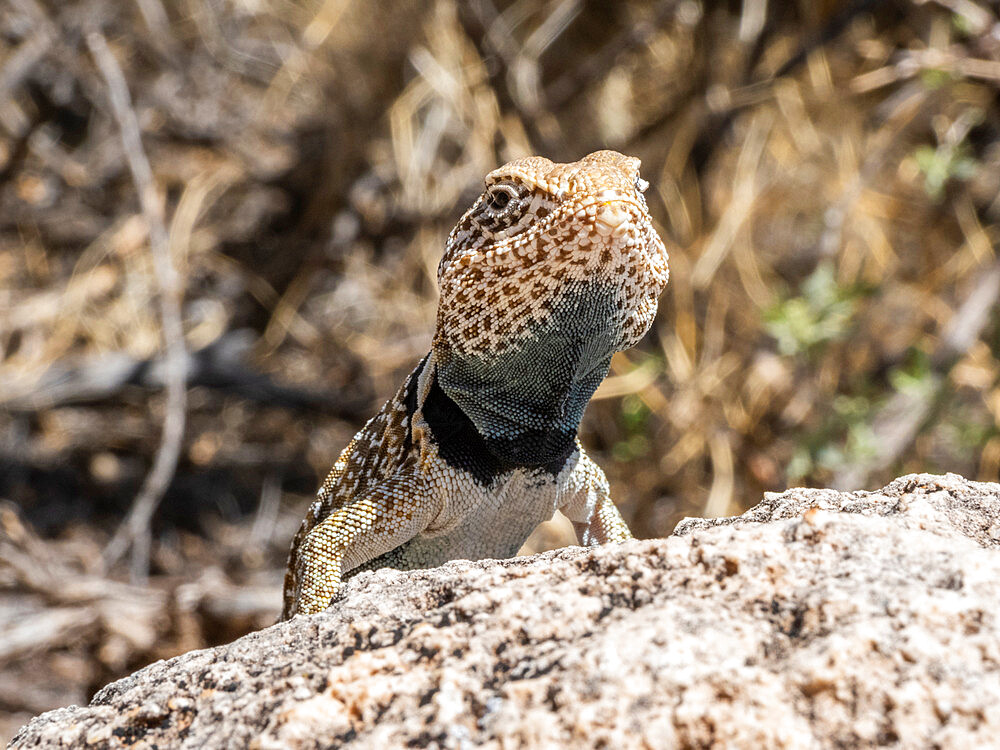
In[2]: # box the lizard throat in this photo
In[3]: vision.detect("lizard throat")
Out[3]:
[429,285,622,477]
[420,373,576,485]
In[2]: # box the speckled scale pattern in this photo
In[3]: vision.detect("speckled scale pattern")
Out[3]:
[282,151,669,619]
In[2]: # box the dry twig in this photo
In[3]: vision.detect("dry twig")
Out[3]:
[85,30,188,581]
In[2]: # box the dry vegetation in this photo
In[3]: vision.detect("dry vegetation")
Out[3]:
[2,0,1000,739]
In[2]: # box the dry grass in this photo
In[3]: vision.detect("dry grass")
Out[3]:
[3,0,1000,737]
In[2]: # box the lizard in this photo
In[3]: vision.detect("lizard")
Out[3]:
[282,150,669,619]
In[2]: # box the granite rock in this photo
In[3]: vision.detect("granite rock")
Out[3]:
[11,473,1000,749]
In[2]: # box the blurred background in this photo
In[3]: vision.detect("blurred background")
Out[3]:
[3,0,1000,738]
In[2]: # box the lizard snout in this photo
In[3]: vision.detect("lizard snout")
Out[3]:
[593,201,631,238]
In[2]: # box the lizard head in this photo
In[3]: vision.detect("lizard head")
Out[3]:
[435,150,668,359]
[429,151,669,466]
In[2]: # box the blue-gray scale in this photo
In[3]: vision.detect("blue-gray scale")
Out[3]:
[435,283,624,466]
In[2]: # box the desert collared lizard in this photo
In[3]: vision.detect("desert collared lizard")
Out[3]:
[282,150,669,619]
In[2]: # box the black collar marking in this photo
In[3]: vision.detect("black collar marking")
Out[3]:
[418,369,574,486]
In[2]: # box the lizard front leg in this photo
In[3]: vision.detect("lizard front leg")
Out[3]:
[573,493,633,545]
[559,445,634,546]
[287,468,441,617]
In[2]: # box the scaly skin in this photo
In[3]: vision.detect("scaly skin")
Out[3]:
[282,150,669,619]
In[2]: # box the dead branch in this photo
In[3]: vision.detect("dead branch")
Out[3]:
[85,30,188,582]
[0,332,371,420]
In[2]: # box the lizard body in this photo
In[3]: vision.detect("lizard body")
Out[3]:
[282,150,669,619]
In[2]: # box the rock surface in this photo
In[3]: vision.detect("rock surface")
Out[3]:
[10,473,1000,749]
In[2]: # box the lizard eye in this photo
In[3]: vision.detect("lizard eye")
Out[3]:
[468,181,531,236]
[485,184,518,213]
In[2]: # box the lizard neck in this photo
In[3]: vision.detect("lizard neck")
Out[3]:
[426,284,622,472]
[417,366,576,484]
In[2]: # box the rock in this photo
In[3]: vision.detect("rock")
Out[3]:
[10,473,1000,749]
